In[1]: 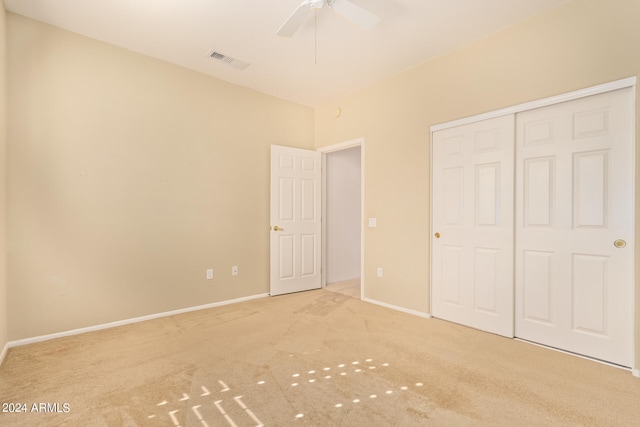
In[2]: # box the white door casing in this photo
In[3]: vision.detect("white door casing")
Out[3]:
[431,115,515,337]
[515,87,634,367]
[270,145,322,296]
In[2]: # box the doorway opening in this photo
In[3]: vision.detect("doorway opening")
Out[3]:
[320,139,364,299]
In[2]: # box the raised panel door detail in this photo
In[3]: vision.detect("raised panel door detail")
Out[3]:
[443,167,463,226]
[278,235,295,280]
[475,128,500,153]
[476,163,499,226]
[301,156,316,172]
[279,178,295,221]
[524,119,554,146]
[301,179,316,221]
[524,157,554,227]
[301,234,316,277]
[572,254,608,335]
[574,151,608,228]
[279,154,295,170]
[474,248,498,314]
[443,135,463,156]
[442,245,462,306]
[573,108,609,140]
[522,250,553,324]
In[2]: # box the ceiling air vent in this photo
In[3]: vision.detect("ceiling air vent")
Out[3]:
[208,50,250,70]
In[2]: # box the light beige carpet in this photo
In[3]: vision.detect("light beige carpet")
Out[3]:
[1,288,639,426]
[324,279,360,299]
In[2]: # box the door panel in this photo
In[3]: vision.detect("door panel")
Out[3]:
[522,250,553,324]
[476,163,500,226]
[574,151,607,227]
[441,245,463,305]
[572,253,607,335]
[443,167,464,225]
[432,115,515,337]
[523,157,554,227]
[474,247,498,313]
[270,145,322,296]
[515,87,634,367]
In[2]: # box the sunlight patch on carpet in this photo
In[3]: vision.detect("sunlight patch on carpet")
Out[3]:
[144,355,427,425]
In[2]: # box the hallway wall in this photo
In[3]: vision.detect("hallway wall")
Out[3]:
[325,146,361,283]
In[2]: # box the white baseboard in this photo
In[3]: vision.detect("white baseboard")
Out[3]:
[7,293,269,349]
[363,297,431,319]
[515,338,635,375]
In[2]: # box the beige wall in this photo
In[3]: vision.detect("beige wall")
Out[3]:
[7,14,314,340]
[314,0,640,370]
[0,6,8,354]
[5,0,640,372]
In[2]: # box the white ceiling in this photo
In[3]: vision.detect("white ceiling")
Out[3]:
[4,0,569,107]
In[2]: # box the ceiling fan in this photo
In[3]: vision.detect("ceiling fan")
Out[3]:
[277,0,381,37]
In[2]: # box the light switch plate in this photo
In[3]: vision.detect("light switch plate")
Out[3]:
[368,218,377,227]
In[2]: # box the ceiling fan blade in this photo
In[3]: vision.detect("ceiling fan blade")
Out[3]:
[277,2,314,37]
[329,0,380,30]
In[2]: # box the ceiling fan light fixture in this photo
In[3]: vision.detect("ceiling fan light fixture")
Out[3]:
[277,0,380,37]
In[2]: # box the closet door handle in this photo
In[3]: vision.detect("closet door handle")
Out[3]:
[614,239,626,248]
[434,232,441,239]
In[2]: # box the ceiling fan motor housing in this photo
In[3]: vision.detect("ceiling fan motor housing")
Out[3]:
[278,0,379,37]
[306,0,325,9]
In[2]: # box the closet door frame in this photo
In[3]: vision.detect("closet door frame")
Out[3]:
[430,78,635,134]
[429,77,636,371]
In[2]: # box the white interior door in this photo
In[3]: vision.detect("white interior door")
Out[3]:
[270,145,322,296]
[515,87,634,367]
[431,115,515,337]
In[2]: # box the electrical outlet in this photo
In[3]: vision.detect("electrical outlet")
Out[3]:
[206,269,213,280]
[232,266,238,276]
[377,267,383,277]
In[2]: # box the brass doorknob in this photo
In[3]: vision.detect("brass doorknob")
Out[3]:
[434,232,441,239]
[273,226,284,231]
[614,239,626,248]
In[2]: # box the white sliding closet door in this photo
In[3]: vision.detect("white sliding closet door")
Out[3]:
[432,115,515,337]
[515,88,634,367]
